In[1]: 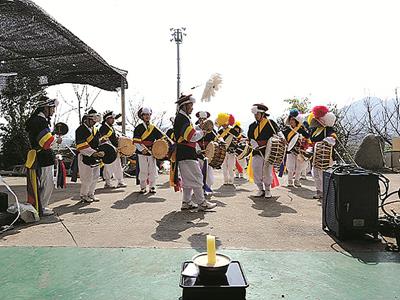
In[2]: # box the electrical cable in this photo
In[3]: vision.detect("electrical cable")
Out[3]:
[0,175,21,234]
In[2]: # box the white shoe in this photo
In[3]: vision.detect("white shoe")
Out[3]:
[149,187,156,194]
[181,201,198,210]
[42,208,54,216]
[139,188,146,194]
[264,190,272,198]
[88,195,100,202]
[104,183,114,189]
[253,190,265,197]
[117,182,127,188]
[294,180,302,187]
[198,200,217,210]
[80,196,93,203]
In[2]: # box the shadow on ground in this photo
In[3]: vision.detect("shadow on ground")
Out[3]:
[111,192,166,209]
[328,233,400,263]
[213,184,251,198]
[249,196,297,217]
[53,201,101,216]
[151,210,208,241]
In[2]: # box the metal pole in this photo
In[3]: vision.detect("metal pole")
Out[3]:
[121,77,126,135]
[171,28,186,100]
[176,32,181,99]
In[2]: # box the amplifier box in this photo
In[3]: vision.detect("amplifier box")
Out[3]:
[322,167,379,240]
[0,192,8,212]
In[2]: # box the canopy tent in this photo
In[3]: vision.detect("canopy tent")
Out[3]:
[0,0,128,131]
[0,0,128,91]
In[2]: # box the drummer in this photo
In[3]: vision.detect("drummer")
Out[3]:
[195,111,216,195]
[309,106,337,199]
[132,107,163,194]
[247,103,282,198]
[75,109,104,203]
[99,110,126,189]
[216,113,239,185]
[282,109,310,187]
[232,122,247,179]
[173,94,217,211]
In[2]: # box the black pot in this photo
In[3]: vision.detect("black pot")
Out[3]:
[192,253,231,279]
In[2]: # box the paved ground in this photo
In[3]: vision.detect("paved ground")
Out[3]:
[0,171,399,299]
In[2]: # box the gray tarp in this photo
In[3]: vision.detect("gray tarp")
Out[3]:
[0,0,128,91]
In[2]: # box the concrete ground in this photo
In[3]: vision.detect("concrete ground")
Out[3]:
[0,171,399,299]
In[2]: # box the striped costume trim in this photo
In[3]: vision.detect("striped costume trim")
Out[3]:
[77,142,90,151]
[38,128,54,150]
[183,125,195,142]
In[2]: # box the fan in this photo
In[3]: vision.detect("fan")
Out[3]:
[201,73,223,102]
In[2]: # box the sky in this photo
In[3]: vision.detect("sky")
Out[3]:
[33,0,400,133]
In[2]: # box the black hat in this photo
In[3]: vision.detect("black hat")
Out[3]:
[195,111,210,119]
[36,95,57,108]
[251,103,270,116]
[137,107,152,119]
[103,110,115,121]
[175,94,196,107]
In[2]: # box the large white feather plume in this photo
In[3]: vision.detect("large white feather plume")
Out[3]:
[201,73,222,102]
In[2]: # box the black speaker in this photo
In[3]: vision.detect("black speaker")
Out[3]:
[0,192,8,212]
[322,167,379,240]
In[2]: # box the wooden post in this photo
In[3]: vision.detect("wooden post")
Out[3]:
[121,76,126,135]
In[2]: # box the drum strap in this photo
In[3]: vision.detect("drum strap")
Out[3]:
[287,123,302,141]
[219,127,231,140]
[100,124,113,143]
[312,127,325,138]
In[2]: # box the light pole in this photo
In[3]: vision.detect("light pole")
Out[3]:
[170,27,186,100]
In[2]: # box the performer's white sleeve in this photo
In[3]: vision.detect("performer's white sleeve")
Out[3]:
[80,147,97,157]
[134,142,144,152]
[250,139,258,148]
[323,136,336,146]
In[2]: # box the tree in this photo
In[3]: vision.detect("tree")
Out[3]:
[0,76,45,168]
[278,97,312,129]
[57,84,101,124]
[283,97,311,113]
[126,97,168,135]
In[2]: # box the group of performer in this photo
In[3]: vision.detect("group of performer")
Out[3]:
[24,94,337,218]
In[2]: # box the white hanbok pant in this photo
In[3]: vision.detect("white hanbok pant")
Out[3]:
[286,153,306,182]
[198,158,214,190]
[78,154,100,197]
[104,153,124,185]
[39,165,54,209]
[137,154,157,189]
[252,154,273,192]
[222,152,236,184]
[179,160,205,204]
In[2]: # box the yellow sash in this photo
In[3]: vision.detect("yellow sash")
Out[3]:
[86,127,97,143]
[312,127,325,138]
[141,124,155,141]
[254,118,269,140]
[287,123,302,141]
[219,127,231,140]
[247,153,254,183]
[25,150,37,169]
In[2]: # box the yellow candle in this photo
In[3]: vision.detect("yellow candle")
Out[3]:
[207,235,216,265]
